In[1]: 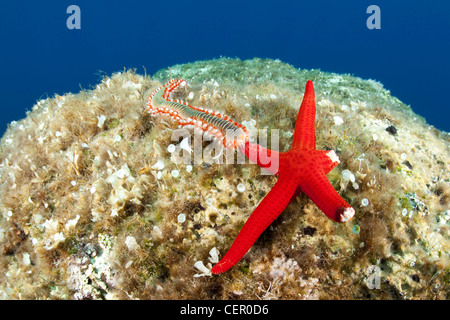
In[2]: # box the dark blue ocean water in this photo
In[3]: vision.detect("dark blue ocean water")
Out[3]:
[0,0,449,135]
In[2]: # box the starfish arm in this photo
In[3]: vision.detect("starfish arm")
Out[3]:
[316,150,341,174]
[239,141,280,175]
[211,175,298,274]
[299,172,355,223]
[292,80,316,150]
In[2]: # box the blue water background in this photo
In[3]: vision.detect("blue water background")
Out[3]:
[0,0,449,135]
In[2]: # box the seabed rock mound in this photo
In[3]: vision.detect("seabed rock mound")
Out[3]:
[0,58,448,299]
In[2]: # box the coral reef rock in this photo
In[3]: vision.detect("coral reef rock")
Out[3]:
[0,58,448,299]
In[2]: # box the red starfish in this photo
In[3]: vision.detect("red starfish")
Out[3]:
[211,80,355,274]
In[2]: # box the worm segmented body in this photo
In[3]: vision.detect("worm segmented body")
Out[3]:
[147,79,248,149]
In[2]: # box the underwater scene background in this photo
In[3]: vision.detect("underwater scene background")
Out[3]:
[0,1,448,300]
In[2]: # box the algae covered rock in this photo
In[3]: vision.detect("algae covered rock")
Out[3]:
[0,58,448,299]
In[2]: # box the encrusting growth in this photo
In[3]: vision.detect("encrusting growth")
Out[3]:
[1,59,446,299]
[147,79,355,275]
